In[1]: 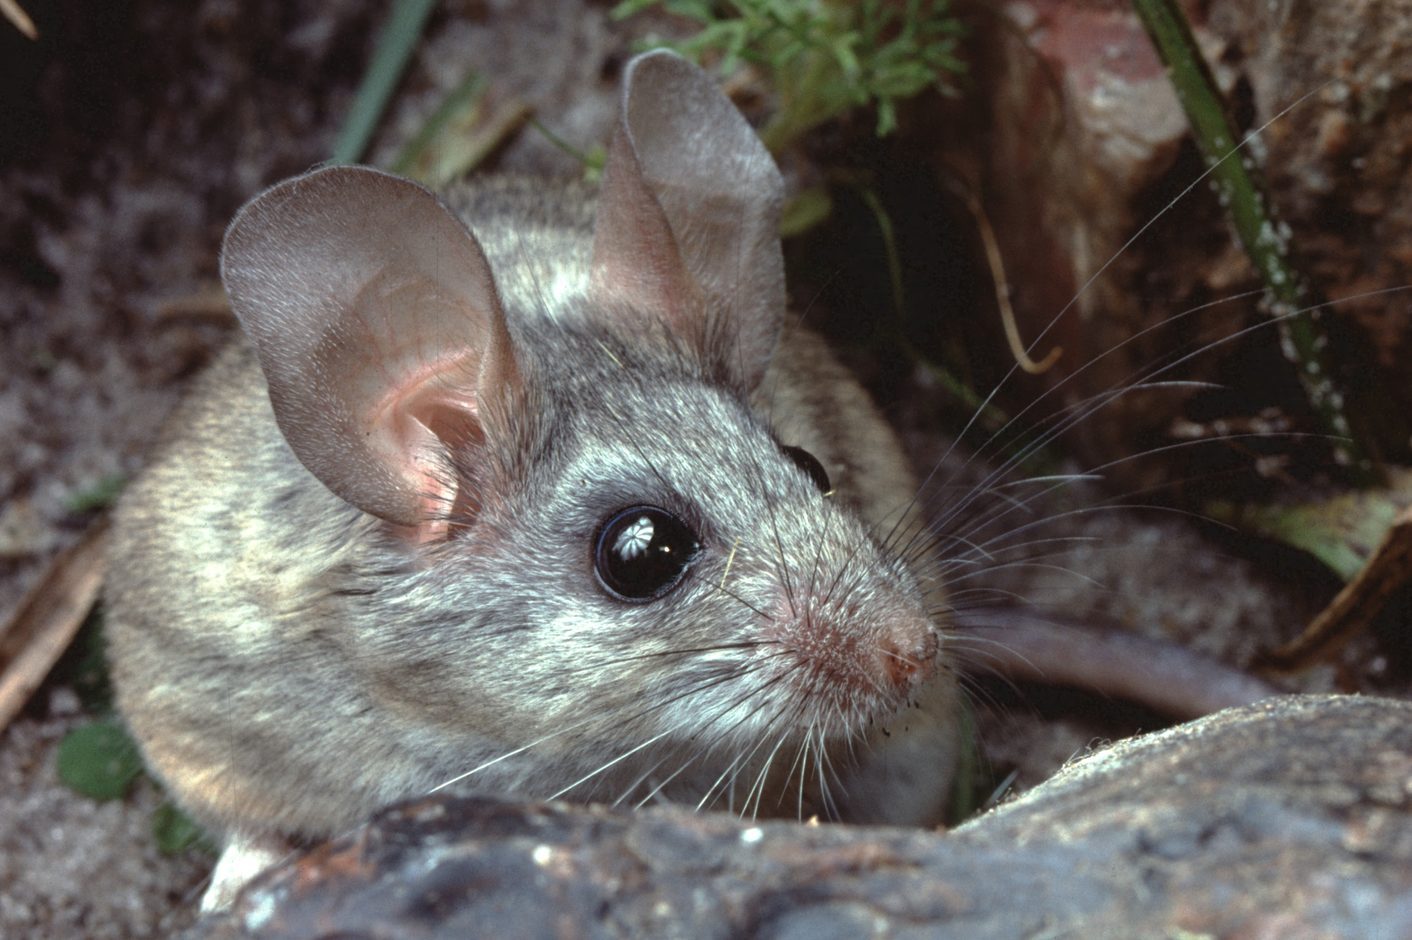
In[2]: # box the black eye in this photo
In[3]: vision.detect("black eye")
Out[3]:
[782,445,832,495]
[594,506,699,602]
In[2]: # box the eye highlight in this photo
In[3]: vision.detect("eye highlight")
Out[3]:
[594,506,699,602]
[781,445,832,496]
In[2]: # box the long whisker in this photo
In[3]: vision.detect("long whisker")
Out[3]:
[912,83,1329,516]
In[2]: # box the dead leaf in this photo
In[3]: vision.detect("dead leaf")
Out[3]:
[1210,467,1412,582]
[1210,466,1412,671]
[2,0,37,40]
[1264,501,1412,671]
[0,520,110,732]
[153,284,233,321]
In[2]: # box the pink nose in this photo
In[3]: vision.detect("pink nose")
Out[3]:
[879,622,938,690]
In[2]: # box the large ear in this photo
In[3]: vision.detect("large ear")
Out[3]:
[591,49,786,388]
[220,166,520,533]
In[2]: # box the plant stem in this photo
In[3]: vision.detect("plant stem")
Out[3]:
[1131,0,1374,481]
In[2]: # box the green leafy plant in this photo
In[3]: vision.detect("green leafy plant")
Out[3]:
[64,473,126,514]
[152,800,217,855]
[613,0,965,148]
[56,719,143,800]
[56,716,214,854]
[53,610,214,855]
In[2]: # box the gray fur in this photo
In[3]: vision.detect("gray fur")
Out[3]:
[104,50,959,905]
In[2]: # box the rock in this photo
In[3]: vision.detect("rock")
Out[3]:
[957,0,1412,489]
[193,695,1412,938]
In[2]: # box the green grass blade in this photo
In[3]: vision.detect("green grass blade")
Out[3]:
[1132,0,1373,481]
[330,0,439,165]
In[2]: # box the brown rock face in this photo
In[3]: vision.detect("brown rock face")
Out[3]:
[957,0,1412,493]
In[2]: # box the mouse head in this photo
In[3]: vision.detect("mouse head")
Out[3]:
[220,50,941,808]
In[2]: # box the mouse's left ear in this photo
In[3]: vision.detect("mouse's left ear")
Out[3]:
[590,49,786,389]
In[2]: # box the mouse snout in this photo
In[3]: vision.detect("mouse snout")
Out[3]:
[878,618,939,691]
[766,585,939,709]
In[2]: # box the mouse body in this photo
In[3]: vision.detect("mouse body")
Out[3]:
[105,51,960,908]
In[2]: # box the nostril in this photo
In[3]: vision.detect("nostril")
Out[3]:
[880,624,938,690]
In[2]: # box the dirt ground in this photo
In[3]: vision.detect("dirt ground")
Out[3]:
[0,2,1396,937]
[0,3,635,935]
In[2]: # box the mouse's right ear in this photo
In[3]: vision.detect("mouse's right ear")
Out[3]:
[221,166,521,537]
[590,50,785,390]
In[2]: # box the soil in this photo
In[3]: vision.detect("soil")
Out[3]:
[0,1,1402,937]
[1,3,630,935]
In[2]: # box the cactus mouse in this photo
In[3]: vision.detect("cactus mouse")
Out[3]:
[105,50,961,909]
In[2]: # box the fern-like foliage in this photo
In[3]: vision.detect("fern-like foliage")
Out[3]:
[614,0,966,147]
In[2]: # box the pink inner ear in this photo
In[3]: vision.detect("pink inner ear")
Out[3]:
[367,350,499,542]
[221,165,520,531]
